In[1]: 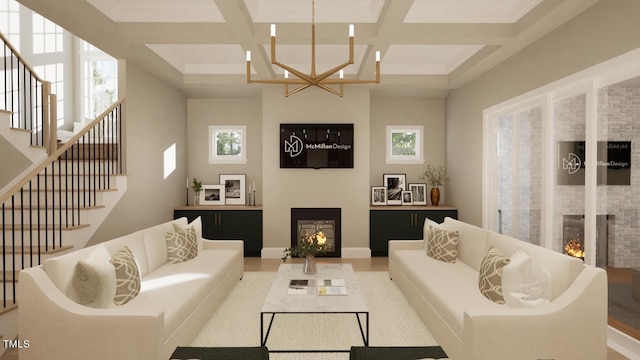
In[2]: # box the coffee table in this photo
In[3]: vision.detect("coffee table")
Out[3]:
[260,263,369,353]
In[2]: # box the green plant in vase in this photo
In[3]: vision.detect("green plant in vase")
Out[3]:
[191,178,203,205]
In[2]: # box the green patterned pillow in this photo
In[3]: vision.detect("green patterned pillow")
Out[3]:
[166,227,198,264]
[478,246,511,304]
[109,246,141,306]
[425,225,459,263]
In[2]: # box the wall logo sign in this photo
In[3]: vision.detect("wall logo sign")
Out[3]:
[557,141,631,185]
[284,134,304,158]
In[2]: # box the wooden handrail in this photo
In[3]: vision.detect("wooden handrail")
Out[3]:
[0,99,126,205]
[0,31,47,83]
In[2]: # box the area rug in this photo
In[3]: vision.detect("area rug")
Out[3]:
[192,271,445,360]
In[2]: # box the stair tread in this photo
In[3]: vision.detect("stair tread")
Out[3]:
[0,301,18,315]
[5,244,73,254]
[4,205,105,210]
[3,224,90,230]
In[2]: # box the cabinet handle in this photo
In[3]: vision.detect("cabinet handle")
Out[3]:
[218,213,222,227]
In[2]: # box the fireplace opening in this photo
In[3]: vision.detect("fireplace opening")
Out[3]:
[291,208,341,257]
[562,215,612,266]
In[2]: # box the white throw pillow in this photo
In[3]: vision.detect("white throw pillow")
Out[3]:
[502,248,552,308]
[72,260,116,308]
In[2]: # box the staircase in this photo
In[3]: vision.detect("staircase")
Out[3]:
[0,32,127,355]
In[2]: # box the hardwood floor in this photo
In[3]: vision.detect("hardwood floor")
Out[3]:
[0,257,631,360]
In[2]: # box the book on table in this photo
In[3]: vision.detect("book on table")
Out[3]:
[317,286,348,296]
[287,279,315,295]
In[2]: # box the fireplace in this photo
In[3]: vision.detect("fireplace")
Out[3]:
[562,215,612,266]
[291,208,341,257]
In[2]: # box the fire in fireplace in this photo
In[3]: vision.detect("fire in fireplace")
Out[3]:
[562,215,611,266]
[291,208,341,257]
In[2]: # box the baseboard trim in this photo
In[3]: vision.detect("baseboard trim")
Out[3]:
[607,325,640,359]
[261,247,371,259]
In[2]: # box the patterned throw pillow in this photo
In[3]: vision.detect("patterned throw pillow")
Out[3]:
[425,225,459,263]
[478,246,511,304]
[109,246,141,306]
[166,227,198,264]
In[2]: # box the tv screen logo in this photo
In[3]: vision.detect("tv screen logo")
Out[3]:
[284,134,304,158]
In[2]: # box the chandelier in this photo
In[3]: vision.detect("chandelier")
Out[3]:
[245,0,381,97]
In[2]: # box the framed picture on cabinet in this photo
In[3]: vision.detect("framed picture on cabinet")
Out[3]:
[402,191,413,205]
[220,174,246,205]
[409,183,427,205]
[200,185,225,205]
[371,186,387,206]
[383,173,406,206]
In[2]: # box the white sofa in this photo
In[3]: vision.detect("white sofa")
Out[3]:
[389,217,608,360]
[19,217,243,360]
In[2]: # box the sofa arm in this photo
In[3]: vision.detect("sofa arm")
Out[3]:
[19,267,164,360]
[389,239,424,253]
[461,267,607,360]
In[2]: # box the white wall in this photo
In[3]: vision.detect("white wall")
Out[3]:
[446,0,640,225]
[262,88,371,256]
[88,61,188,245]
[186,98,262,203]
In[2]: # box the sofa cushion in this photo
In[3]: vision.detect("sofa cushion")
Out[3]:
[121,249,242,338]
[110,246,141,306]
[143,221,181,272]
[104,231,150,277]
[478,246,510,304]
[502,248,551,308]
[425,225,459,263]
[391,249,499,337]
[166,227,198,264]
[441,218,487,271]
[72,259,117,308]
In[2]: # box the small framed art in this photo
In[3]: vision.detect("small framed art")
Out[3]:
[220,174,246,205]
[383,173,406,206]
[371,186,387,206]
[409,183,427,206]
[402,191,413,205]
[200,185,225,205]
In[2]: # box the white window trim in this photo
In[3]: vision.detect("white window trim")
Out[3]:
[386,125,424,164]
[208,125,247,164]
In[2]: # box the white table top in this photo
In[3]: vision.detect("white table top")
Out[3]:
[261,263,368,314]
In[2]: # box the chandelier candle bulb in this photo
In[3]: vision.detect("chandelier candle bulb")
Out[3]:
[349,24,354,37]
[340,69,344,79]
[271,24,276,37]
[284,70,289,78]
[246,51,251,62]
[376,51,381,62]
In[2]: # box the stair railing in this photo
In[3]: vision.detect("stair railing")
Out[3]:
[0,100,126,309]
[1,31,53,152]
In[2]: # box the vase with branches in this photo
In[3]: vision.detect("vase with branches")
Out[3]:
[191,178,203,205]
[420,165,449,206]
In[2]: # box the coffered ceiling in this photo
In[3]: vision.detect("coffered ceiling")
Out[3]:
[17,0,599,98]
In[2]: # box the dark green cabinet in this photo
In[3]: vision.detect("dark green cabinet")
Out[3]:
[370,208,458,256]
[174,207,262,257]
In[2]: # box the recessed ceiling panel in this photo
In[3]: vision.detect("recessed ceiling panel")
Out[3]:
[87,0,225,22]
[262,44,369,75]
[404,0,542,23]
[383,45,484,75]
[244,0,384,23]
[147,44,246,74]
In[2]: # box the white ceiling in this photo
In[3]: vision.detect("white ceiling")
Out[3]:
[18,0,599,98]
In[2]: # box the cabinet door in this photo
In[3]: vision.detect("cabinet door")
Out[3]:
[174,210,222,240]
[370,211,415,256]
[217,211,263,257]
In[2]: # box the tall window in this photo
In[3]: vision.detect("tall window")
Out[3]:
[32,13,63,54]
[0,0,20,49]
[80,41,117,120]
[34,63,64,126]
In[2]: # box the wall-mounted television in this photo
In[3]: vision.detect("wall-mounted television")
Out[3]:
[280,123,354,169]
